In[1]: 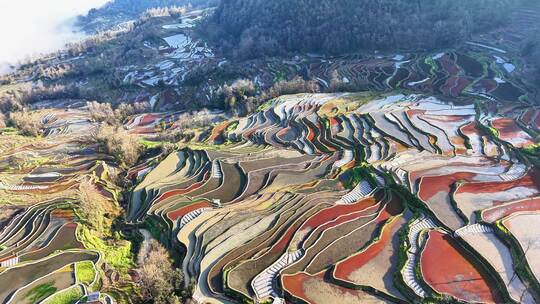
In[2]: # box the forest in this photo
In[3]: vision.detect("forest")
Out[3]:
[203,0,514,58]
[523,33,540,84]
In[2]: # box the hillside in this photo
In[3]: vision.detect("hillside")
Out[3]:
[204,0,513,58]
[78,0,218,32]
[128,92,540,304]
[0,2,540,304]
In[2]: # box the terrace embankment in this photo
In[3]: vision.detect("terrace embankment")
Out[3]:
[0,107,144,303]
[129,91,540,304]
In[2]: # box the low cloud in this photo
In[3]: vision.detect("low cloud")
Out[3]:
[0,0,110,74]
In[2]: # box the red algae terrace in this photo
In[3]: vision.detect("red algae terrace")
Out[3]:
[420,230,502,303]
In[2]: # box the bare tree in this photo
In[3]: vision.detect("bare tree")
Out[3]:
[78,178,107,233]
[93,125,142,166]
[9,109,43,136]
[266,76,320,98]
[0,112,6,129]
[114,102,150,122]
[138,239,185,304]
[87,101,116,124]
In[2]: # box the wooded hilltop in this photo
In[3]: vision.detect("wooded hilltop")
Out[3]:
[203,0,513,58]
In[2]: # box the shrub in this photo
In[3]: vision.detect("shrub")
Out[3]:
[0,94,22,113]
[174,109,214,130]
[141,6,187,19]
[230,79,257,97]
[88,101,150,125]
[157,129,195,143]
[114,102,150,122]
[1,82,80,110]
[265,76,320,99]
[9,109,43,136]
[87,101,116,124]
[93,125,142,166]
[214,77,320,116]
[327,70,369,92]
[216,79,257,113]
[161,142,177,155]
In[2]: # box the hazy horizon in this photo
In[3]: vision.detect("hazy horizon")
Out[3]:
[0,0,111,75]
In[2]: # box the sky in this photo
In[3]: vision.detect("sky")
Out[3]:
[0,0,111,74]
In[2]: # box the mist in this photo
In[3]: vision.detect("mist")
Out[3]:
[0,0,111,74]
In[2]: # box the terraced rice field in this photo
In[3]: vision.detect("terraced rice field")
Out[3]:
[0,95,538,303]
[0,108,121,303]
[1,31,539,303]
[117,10,538,112]
[502,213,540,285]
[0,3,538,303]
[419,230,502,303]
[0,88,537,304]
[125,89,540,304]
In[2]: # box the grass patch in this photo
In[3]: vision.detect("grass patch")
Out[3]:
[42,286,84,304]
[26,282,57,303]
[256,99,275,112]
[139,139,163,150]
[487,126,500,138]
[519,144,540,167]
[7,156,52,172]
[77,226,134,272]
[75,261,96,285]
[522,143,540,155]
[424,56,439,74]
[0,127,17,133]
[226,121,239,133]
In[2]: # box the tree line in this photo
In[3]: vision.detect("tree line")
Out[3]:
[78,0,218,31]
